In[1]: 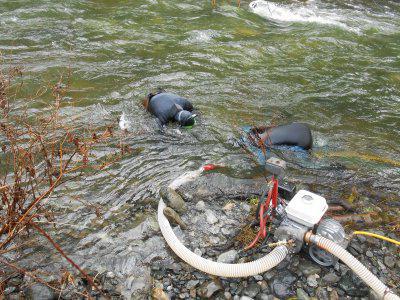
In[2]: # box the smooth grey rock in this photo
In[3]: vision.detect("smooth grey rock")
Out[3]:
[25,283,55,300]
[203,281,222,298]
[338,272,368,297]
[296,288,310,300]
[160,187,187,213]
[307,274,319,288]
[316,287,329,299]
[298,260,321,276]
[195,201,205,211]
[217,250,238,264]
[240,296,254,300]
[256,294,275,300]
[322,273,340,284]
[383,255,396,268]
[224,291,233,299]
[243,283,261,298]
[329,289,339,300]
[366,250,373,258]
[270,270,296,298]
[253,275,263,281]
[206,209,218,224]
[187,280,199,289]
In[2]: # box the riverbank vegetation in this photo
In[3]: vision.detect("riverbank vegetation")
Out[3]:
[0,66,126,297]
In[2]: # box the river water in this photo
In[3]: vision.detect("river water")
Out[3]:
[1,0,399,296]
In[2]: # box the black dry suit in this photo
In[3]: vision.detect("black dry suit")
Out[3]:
[259,122,313,150]
[147,92,196,127]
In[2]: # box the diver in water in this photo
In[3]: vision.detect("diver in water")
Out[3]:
[248,122,313,150]
[143,89,197,128]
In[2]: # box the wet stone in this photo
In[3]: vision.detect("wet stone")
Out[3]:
[217,250,238,264]
[338,272,369,297]
[253,275,263,281]
[186,280,199,289]
[195,201,205,211]
[256,295,275,300]
[298,260,321,276]
[315,287,329,299]
[296,288,310,300]
[322,272,340,285]
[240,296,253,300]
[329,289,339,300]
[307,274,319,288]
[366,250,373,258]
[243,283,261,298]
[384,255,396,268]
[201,281,222,298]
[270,270,296,298]
[206,209,218,224]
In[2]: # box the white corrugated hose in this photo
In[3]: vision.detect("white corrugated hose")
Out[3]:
[158,199,288,277]
[308,234,399,300]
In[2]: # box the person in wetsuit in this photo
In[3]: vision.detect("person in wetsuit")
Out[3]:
[143,90,196,127]
[252,122,313,150]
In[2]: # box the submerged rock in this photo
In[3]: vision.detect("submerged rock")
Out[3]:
[160,187,186,213]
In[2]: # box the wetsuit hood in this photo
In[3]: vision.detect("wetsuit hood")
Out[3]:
[175,110,196,127]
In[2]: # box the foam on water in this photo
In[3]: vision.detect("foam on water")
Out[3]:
[249,0,351,30]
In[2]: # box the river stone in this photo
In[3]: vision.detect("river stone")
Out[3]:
[240,296,253,300]
[322,272,340,284]
[186,280,199,289]
[217,250,238,264]
[25,283,55,300]
[338,272,368,297]
[256,295,275,300]
[195,200,205,211]
[329,289,339,300]
[366,250,373,258]
[307,274,319,288]
[243,283,261,298]
[160,187,186,213]
[270,270,296,298]
[315,287,329,299]
[201,281,222,298]
[206,209,218,224]
[296,288,310,300]
[298,260,321,276]
[383,255,396,268]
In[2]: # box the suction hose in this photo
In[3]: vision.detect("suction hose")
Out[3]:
[158,199,288,277]
[306,233,400,300]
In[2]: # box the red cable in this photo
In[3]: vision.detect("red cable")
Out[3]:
[244,177,279,250]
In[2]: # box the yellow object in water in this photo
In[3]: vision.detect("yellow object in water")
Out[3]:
[353,231,400,246]
[314,151,400,167]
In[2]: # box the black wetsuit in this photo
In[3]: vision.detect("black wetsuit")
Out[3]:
[261,122,313,150]
[148,93,194,126]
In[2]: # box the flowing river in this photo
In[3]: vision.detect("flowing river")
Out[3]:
[1,0,399,297]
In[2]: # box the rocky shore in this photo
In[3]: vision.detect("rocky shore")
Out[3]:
[3,173,399,299]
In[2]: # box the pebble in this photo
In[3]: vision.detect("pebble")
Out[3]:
[217,250,238,264]
[366,250,373,258]
[224,291,232,299]
[253,275,263,281]
[307,274,319,288]
[240,296,254,300]
[270,271,296,298]
[296,288,310,300]
[322,273,340,284]
[206,209,218,224]
[186,280,199,289]
[195,201,205,211]
[329,289,339,300]
[384,255,396,268]
[256,295,275,300]
[202,281,222,298]
[243,283,260,298]
[298,261,321,276]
